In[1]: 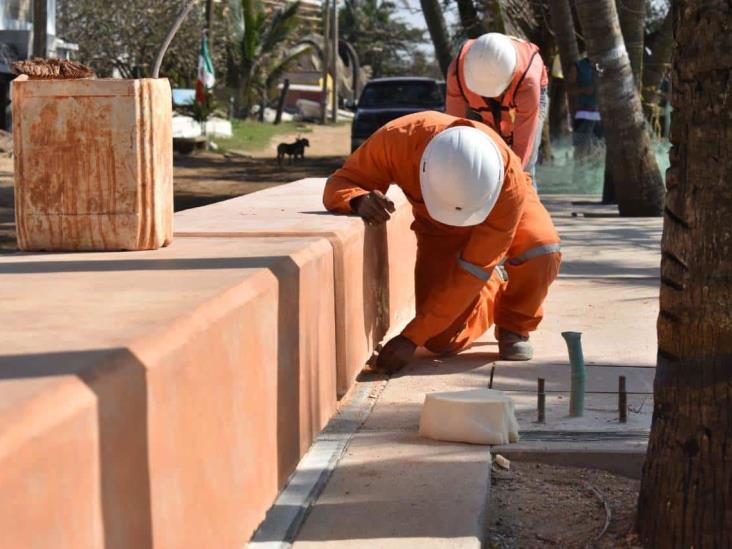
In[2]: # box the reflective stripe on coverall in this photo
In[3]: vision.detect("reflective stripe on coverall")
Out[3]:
[445,37,549,170]
[323,111,560,351]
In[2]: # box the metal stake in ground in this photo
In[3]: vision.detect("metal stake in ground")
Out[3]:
[618,375,627,423]
[562,331,586,417]
[537,377,546,423]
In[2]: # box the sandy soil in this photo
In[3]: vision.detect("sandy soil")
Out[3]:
[0,123,351,253]
[485,461,642,548]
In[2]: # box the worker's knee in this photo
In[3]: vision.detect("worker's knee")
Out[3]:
[541,250,562,282]
[507,249,561,284]
[424,332,469,356]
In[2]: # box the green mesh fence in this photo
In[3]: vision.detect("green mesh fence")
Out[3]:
[536,138,671,195]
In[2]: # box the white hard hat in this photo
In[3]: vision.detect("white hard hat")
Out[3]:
[464,33,517,98]
[420,126,504,227]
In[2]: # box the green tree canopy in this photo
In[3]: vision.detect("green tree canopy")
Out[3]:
[57,0,231,86]
[339,0,427,77]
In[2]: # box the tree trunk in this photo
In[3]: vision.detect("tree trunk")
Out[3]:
[547,0,580,115]
[548,77,570,139]
[637,3,732,547]
[602,152,616,204]
[456,0,487,39]
[483,0,506,34]
[575,0,664,216]
[642,9,673,122]
[32,0,48,58]
[420,0,453,77]
[615,0,645,88]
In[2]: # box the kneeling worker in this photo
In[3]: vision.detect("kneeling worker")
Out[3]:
[323,111,561,372]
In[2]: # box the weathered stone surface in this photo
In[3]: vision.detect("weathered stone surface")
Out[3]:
[13,78,173,251]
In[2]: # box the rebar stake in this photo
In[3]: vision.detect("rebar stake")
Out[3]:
[537,378,546,423]
[489,365,495,389]
[619,376,627,423]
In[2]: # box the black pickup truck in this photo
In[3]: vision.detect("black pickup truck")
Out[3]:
[350,77,445,152]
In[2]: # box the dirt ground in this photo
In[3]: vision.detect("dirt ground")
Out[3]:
[485,462,642,549]
[0,123,351,253]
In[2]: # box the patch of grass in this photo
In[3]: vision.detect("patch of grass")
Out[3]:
[216,119,312,153]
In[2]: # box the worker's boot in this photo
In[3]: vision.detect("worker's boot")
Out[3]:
[497,328,533,361]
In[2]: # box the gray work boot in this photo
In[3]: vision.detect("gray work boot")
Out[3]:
[497,330,533,361]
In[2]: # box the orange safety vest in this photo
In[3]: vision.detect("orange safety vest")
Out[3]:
[453,38,542,147]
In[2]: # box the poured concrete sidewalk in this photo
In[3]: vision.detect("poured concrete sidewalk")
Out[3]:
[290,195,662,548]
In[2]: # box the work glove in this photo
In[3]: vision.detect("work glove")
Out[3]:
[375,335,416,373]
[350,191,395,226]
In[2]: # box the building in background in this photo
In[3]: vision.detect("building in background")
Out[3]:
[0,0,78,129]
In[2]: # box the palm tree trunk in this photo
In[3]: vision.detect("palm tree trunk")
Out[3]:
[575,0,664,216]
[420,0,453,77]
[637,2,732,547]
[616,0,645,88]
[456,0,487,39]
[642,9,673,121]
[547,0,579,115]
[483,0,506,34]
[548,77,570,139]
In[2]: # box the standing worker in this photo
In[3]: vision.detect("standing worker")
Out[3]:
[568,54,604,157]
[323,111,561,372]
[445,33,549,186]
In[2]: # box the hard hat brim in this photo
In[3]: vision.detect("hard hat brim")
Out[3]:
[422,188,497,227]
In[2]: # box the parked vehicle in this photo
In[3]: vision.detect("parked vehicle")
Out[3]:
[350,77,444,152]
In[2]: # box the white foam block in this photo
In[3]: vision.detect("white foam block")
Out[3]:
[419,389,520,445]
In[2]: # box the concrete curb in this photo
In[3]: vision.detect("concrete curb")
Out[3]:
[249,379,387,548]
[494,430,649,479]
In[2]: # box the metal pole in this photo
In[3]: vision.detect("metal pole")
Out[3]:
[153,0,198,79]
[320,1,330,125]
[205,0,214,50]
[537,378,546,423]
[330,0,338,122]
[32,0,48,58]
[619,376,628,423]
[274,78,290,125]
[562,331,586,417]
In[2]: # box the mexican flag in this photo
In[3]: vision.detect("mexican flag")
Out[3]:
[195,35,215,103]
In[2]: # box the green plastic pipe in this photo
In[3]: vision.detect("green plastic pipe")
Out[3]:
[561,331,586,417]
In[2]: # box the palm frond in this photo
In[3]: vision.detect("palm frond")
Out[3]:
[260,2,301,54]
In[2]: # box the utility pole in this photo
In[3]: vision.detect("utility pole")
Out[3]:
[32,0,48,58]
[320,0,330,124]
[330,0,338,122]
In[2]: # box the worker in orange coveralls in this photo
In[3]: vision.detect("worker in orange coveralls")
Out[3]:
[323,111,561,372]
[445,33,548,186]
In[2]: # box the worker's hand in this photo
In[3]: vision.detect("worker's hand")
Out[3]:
[350,191,395,225]
[376,335,417,373]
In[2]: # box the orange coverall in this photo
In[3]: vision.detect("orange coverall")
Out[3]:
[445,38,548,168]
[323,112,560,353]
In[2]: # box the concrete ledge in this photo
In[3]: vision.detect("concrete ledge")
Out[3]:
[493,446,647,479]
[0,236,337,547]
[1,177,420,546]
[175,178,418,396]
